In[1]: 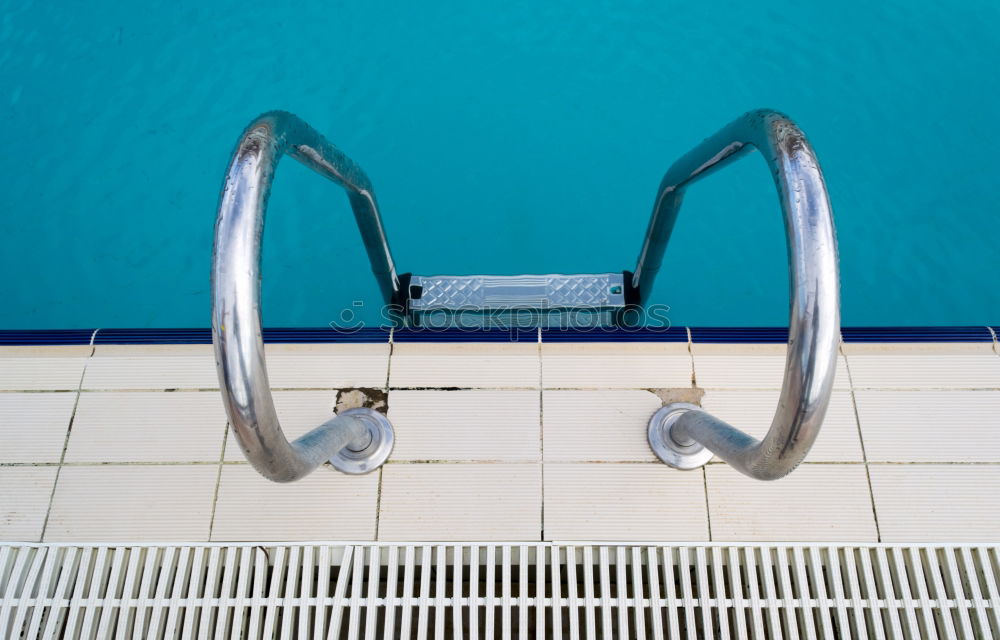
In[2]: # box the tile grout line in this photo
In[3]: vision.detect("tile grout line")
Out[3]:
[39,328,99,541]
[701,467,713,542]
[537,326,545,542]
[206,421,230,542]
[685,327,697,388]
[688,327,714,542]
[373,467,384,542]
[840,338,882,543]
[374,328,394,541]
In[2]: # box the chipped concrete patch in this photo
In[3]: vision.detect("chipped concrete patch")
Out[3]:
[335,387,388,414]
[649,387,705,406]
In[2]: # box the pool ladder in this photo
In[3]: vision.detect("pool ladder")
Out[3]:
[212,109,839,483]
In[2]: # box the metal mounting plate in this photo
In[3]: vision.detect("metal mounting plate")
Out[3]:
[328,408,394,475]
[647,403,714,470]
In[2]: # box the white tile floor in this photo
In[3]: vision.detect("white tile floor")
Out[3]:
[1,337,999,544]
[0,345,91,391]
[0,392,77,463]
[542,390,661,462]
[705,464,877,542]
[854,389,1000,462]
[541,342,692,389]
[264,343,390,389]
[543,463,708,541]
[82,344,219,390]
[691,343,851,390]
[44,465,218,542]
[65,391,227,463]
[390,342,537,388]
[0,467,58,540]
[378,463,542,541]
[212,463,379,541]
[388,390,540,461]
[842,342,1000,389]
[868,465,1000,542]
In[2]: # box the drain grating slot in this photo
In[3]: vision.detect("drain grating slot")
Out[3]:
[1,543,998,638]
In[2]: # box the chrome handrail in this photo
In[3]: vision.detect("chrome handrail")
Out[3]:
[641,110,840,480]
[212,112,396,482]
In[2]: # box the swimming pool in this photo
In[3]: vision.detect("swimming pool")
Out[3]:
[1,1,997,329]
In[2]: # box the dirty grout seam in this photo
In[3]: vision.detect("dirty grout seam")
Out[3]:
[39,328,99,540]
[840,339,882,543]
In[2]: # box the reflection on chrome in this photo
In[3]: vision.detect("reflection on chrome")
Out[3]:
[641,110,840,480]
[212,112,396,482]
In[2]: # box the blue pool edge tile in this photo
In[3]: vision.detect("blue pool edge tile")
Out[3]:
[0,326,996,345]
[541,327,688,342]
[839,326,995,343]
[392,328,538,343]
[0,329,98,345]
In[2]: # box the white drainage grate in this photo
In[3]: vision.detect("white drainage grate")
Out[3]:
[2,543,999,639]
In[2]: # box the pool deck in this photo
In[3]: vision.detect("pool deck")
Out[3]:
[1,328,999,545]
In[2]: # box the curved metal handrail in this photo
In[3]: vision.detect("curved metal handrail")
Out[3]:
[640,109,840,480]
[212,112,396,482]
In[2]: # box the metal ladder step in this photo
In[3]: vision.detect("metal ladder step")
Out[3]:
[404,273,632,328]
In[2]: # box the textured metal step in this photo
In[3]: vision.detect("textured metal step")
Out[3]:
[2,542,998,639]
[406,273,630,328]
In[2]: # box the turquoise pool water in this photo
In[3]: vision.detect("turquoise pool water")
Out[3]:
[1,1,998,329]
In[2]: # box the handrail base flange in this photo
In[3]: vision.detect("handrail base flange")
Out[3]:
[328,408,395,475]
[647,404,713,470]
